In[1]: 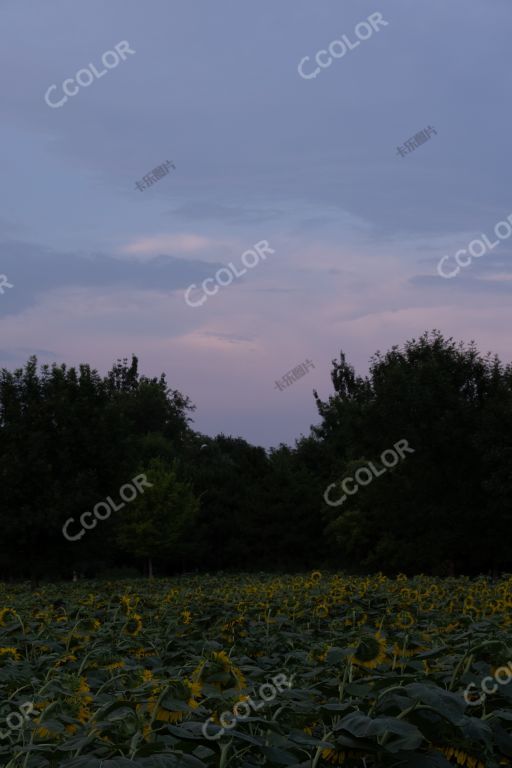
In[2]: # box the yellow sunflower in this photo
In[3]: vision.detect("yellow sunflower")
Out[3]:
[439,746,484,768]
[394,610,415,630]
[149,678,202,724]
[322,748,369,765]
[120,594,139,615]
[106,660,125,671]
[35,725,59,740]
[132,647,154,659]
[315,603,329,619]
[0,647,21,661]
[62,676,93,726]
[322,748,347,765]
[304,727,369,767]
[350,632,387,670]
[125,613,143,637]
[0,608,17,626]
[191,650,246,693]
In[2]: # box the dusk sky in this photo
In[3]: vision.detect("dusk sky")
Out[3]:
[1,0,511,448]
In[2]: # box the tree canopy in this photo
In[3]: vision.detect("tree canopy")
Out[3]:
[1,331,511,579]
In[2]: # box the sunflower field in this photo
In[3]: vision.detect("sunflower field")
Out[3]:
[1,573,512,767]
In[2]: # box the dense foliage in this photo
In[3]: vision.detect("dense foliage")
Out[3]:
[1,330,512,577]
[1,573,512,766]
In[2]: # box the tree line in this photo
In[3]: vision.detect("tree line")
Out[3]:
[1,330,511,581]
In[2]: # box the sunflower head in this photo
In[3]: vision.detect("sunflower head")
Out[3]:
[185,678,202,707]
[314,603,329,619]
[61,675,93,724]
[119,594,139,615]
[439,746,484,768]
[192,651,246,694]
[0,608,17,626]
[35,725,59,740]
[141,668,154,683]
[125,613,143,637]
[106,660,125,671]
[132,647,154,659]
[350,632,387,669]
[0,647,21,661]
[321,747,370,765]
[152,678,202,724]
[394,610,415,630]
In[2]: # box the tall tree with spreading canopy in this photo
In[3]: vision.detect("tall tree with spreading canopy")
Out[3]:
[0,355,195,581]
[116,458,199,577]
[315,331,512,574]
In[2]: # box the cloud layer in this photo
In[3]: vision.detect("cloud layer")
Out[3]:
[1,0,511,446]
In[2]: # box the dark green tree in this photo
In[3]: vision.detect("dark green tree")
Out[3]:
[116,459,199,577]
[0,355,195,581]
[315,331,512,574]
